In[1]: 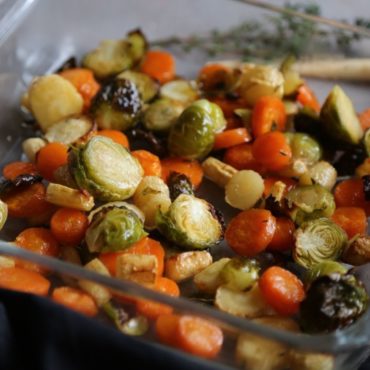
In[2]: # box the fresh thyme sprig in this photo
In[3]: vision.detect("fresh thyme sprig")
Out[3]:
[151,3,370,60]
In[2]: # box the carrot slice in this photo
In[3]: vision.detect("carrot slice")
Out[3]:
[155,313,181,346]
[198,64,231,93]
[296,84,320,113]
[3,161,38,180]
[50,208,89,246]
[213,128,251,151]
[0,267,50,296]
[161,157,203,189]
[36,142,68,181]
[52,286,98,317]
[132,150,162,177]
[334,179,366,208]
[209,97,247,118]
[97,130,129,149]
[141,50,175,84]
[259,266,305,316]
[223,143,264,172]
[267,217,295,252]
[331,207,367,239]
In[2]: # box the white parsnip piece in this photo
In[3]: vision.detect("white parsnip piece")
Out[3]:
[46,183,94,211]
[0,256,15,269]
[165,251,212,282]
[22,137,46,162]
[202,157,237,188]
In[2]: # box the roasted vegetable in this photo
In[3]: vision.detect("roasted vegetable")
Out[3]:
[22,137,46,163]
[306,261,347,286]
[44,116,93,145]
[286,184,336,225]
[160,79,198,105]
[294,107,322,139]
[117,70,159,102]
[280,55,304,96]
[143,98,183,132]
[220,257,260,291]
[299,273,368,333]
[320,85,363,145]
[167,172,194,201]
[215,284,275,318]
[133,176,171,229]
[237,64,284,106]
[289,350,334,370]
[363,128,370,157]
[69,136,143,201]
[82,30,147,78]
[342,235,370,265]
[307,161,337,191]
[91,79,142,131]
[165,251,213,282]
[225,170,264,210]
[0,200,8,231]
[27,74,83,132]
[202,156,237,188]
[294,218,348,269]
[156,194,224,250]
[194,258,231,294]
[85,205,147,253]
[192,99,226,133]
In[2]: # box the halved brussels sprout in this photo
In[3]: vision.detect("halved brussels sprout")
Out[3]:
[160,80,198,105]
[342,235,370,266]
[167,172,194,201]
[192,99,226,133]
[299,273,368,333]
[280,55,304,96]
[0,200,7,231]
[294,218,348,269]
[156,194,224,250]
[117,70,159,102]
[69,136,143,201]
[286,184,336,225]
[220,257,260,291]
[168,105,215,160]
[306,260,348,286]
[143,98,183,132]
[307,161,337,191]
[91,79,142,131]
[82,30,147,78]
[284,132,322,167]
[85,205,147,253]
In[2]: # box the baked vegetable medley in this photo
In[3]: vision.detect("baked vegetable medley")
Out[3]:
[2,29,370,368]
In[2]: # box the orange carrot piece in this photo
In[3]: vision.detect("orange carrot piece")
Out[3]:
[331,207,367,239]
[97,129,129,149]
[132,150,162,177]
[156,313,181,346]
[252,131,292,172]
[223,143,264,172]
[334,179,367,208]
[198,64,231,93]
[50,208,89,246]
[225,209,276,257]
[3,162,38,180]
[213,128,251,151]
[359,108,370,131]
[36,142,68,182]
[251,96,287,138]
[161,157,203,189]
[59,68,100,111]
[209,97,247,118]
[141,50,175,84]
[0,267,50,296]
[52,286,98,317]
[259,266,305,316]
[296,84,320,113]
[267,217,295,252]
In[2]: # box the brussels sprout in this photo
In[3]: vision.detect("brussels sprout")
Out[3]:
[284,133,322,166]
[156,194,224,250]
[237,64,284,106]
[306,261,348,286]
[0,200,7,231]
[82,30,147,78]
[280,55,304,96]
[160,80,198,105]
[299,273,368,333]
[294,218,348,269]
[91,79,142,131]
[168,172,194,201]
[286,184,336,225]
[117,70,159,102]
[143,98,183,132]
[69,136,143,201]
[168,105,215,160]
[320,85,363,145]
[307,161,337,191]
[220,257,260,291]
[85,205,147,253]
[192,99,226,133]
[342,235,370,266]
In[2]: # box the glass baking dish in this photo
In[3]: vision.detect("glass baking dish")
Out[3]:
[1,0,370,369]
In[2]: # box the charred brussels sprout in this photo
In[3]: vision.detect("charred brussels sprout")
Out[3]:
[192,99,226,133]
[168,172,194,201]
[91,79,142,131]
[286,184,335,225]
[299,274,368,333]
[220,258,260,291]
[85,206,147,253]
[69,136,143,201]
[306,261,347,286]
[294,218,348,269]
[284,132,322,166]
[156,194,224,250]
[168,105,215,160]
